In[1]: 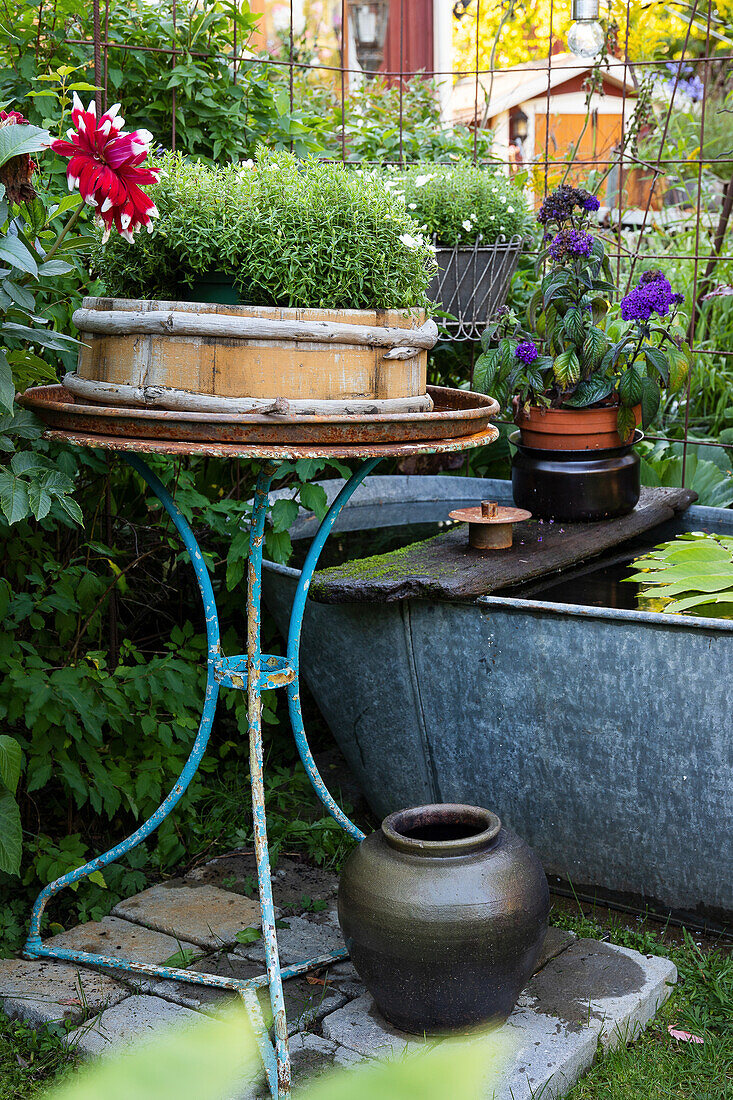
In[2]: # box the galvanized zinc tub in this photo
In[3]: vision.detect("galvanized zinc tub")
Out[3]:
[262,476,733,916]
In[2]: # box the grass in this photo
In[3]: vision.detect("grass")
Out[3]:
[551,904,733,1100]
[0,1014,78,1099]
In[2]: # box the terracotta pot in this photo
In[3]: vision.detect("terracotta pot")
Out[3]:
[337,803,549,1034]
[514,402,642,451]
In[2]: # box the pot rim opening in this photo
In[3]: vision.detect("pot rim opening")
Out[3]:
[382,803,501,855]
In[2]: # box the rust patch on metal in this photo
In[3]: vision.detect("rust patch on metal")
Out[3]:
[18,384,499,454]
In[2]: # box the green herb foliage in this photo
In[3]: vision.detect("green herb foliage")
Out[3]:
[391,162,530,247]
[94,150,436,309]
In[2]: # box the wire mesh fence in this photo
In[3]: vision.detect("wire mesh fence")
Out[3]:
[8,0,733,473]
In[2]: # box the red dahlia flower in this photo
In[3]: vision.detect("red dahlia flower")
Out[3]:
[51,95,160,243]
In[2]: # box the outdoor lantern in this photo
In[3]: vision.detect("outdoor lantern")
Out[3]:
[567,0,605,57]
[513,110,529,141]
[348,0,390,78]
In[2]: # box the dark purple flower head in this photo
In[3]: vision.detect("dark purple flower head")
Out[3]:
[537,185,579,225]
[515,341,539,365]
[579,191,600,212]
[548,228,594,261]
[639,268,665,285]
[537,184,600,224]
[621,272,678,321]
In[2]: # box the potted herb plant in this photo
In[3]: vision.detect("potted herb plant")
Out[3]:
[474,183,690,520]
[390,163,530,340]
[62,129,439,418]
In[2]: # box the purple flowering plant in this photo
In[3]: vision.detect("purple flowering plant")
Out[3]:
[474,184,690,441]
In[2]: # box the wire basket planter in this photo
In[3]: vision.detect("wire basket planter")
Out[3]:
[429,235,524,341]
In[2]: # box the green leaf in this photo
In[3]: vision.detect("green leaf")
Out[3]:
[473,349,500,394]
[162,947,200,968]
[270,497,299,533]
[0,735,22,794]
[563,306,586,346]
[562,376,614,408]
[299,482,327,520]
[264,529,291,564]
[54,494,83,525]
[582,327,609,372]
[0,236,38,278]
[2,323,79,350]
[642,344,670,386]
[0,350,14,414]
[0,123,50,169]
[38,259,74,277]
[630,533,733,619]
[0,469,29,523]
[225,528,250,592]
[668,345,690,391]
[616,404,637,443]
[553,349,580,388]
[50,193,84,220]
[0,788,22,875]
[234,926,261,944]
[640,376,661,428]
[10,450,49,476]
[618,364,643,407]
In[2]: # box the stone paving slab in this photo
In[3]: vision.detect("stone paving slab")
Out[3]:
[234,915,345,968]
[65,994,203,1057]
[145,951,349,1035]
[113,881,262,949]
[322,937,676,1100]
[44,915,199,970]
[529,939,677,1050]
[3,846,676,1100]
[186,852,338,916]
[0,957,127,1027]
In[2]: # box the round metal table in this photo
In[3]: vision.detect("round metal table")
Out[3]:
[22,424,497,1098]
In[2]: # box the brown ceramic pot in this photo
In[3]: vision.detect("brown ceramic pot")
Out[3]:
[514,402,642,450]
[337,803,549,1034]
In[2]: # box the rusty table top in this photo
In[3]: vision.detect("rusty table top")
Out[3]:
[39,425,499,460]
[19,385,499,454]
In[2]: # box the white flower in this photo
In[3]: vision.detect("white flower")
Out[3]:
[462,219,472,232]
[414,174,432,187]
[507,206,514,213]
[409,202,417,209]
[399,233,420,249]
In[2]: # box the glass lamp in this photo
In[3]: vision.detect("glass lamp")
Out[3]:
[348,0,390,78]
[567,0,605,58]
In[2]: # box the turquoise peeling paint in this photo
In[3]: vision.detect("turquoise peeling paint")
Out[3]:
[23,454,374,1099]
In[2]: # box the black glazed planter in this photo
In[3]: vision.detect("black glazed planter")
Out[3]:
[337,803,549,1034]
[511,430,642,522]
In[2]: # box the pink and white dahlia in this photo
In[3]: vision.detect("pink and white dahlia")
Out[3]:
[51,96,160,243]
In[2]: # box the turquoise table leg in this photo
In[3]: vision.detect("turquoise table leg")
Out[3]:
[23,454,378,1098]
